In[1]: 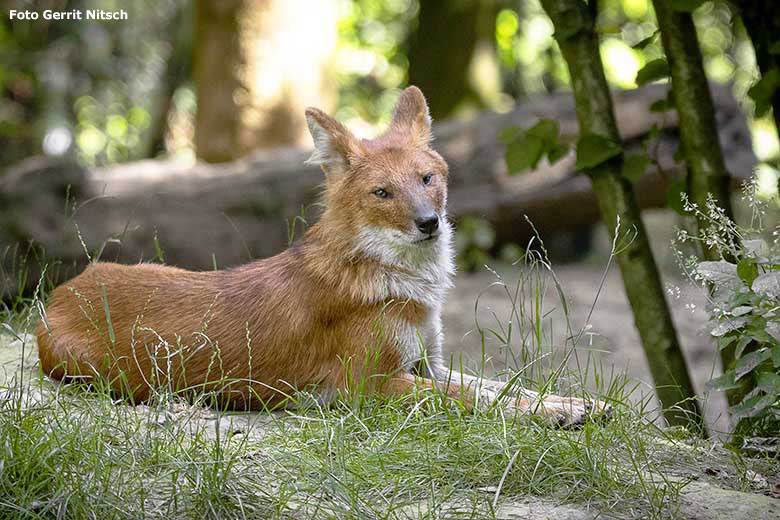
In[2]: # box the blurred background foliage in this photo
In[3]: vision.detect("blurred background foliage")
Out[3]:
[0,0,777,171]
[1,0,185,165]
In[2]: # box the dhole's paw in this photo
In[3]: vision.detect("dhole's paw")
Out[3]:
[510,395,613,428]
[549,397,612,428]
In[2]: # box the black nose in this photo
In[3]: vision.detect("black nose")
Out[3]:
[415,214,439,235]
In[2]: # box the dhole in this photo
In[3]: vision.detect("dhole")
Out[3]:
[37,87,601,426]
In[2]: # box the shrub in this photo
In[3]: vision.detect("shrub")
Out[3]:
[674,183,780,441]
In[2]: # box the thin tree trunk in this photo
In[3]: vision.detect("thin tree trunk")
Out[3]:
[407,0,479,119]
[735,0,780,144]
[652,0,741,407]
[194,0,244,163]
[539,0,704,431]
[652,0,735,260]
[407,0,500,119]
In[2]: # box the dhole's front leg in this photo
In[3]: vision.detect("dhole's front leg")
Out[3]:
[419,331,608,426]
[442,370,611,427]
[381,372,608,427]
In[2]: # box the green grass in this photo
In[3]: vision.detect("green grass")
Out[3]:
[1,360,776,519]
[0,366,677,519]
[1,241,777,519]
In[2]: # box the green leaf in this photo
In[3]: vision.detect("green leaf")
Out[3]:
[527,119,560,145]
[499,125,522,144]
[735,336,753,359]
[730,392,775,420]
[735,348,772,380]
[547,143,570,164]
[666,177,687,215]
[650,97,673,113]
[747,69,780,118]
[635,59,669,86]
[717,335,735,352]
[100,285,115,345]
[737,257,759,286]
[710,317,749,337]
[632,30,659,50]
[505,133,544,175]
[575,133,622,170]
[757,372,780,396]
[731,292,752,307]
[747,318,773,344]
[667,0,707,12]
[622,154,651,183]
[772,345,780,368]
[697,260,740,287]
[742,239,768,257]
[707,370,741,392]
[752,271,780,298]
[729,306,752,317]
[770,41,780,55]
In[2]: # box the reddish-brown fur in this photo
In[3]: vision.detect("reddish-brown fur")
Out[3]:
[36,87,458,409]
[36,87,603,424]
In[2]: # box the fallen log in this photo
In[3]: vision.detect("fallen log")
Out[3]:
[0,84,755,297]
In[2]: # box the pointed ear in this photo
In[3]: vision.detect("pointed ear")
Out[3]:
[390,86,432,148]
[304,108,361,175]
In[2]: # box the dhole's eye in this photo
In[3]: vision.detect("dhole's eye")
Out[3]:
[373,188,390,199]
[422,173,433,186]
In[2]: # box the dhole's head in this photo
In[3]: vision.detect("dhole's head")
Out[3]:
[305,86,450,266]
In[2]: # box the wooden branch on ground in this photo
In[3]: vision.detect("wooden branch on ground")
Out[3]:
[0,84,755,296]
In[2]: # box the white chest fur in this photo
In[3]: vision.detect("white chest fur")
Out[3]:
[390,303,444,371]
[352,219,454,373]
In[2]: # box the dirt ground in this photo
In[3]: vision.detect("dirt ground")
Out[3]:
[441,210,730,435]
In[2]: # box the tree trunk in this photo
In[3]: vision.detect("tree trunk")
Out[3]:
[194,0,337,162]
[407,0,499,119]
[653,0,744,411]
[735,0,780,143]
[653,0,735,260]
[194,0,243,163]
[540,0,704,431]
